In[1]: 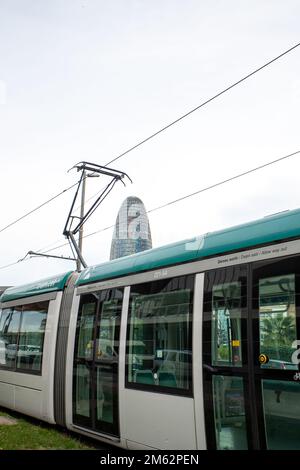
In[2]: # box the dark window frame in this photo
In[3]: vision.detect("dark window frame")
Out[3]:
[203,264,251,450]
[203,254,300,450]
[125,274,194,398]
[73,289,123,437]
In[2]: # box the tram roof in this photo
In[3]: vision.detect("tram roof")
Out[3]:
[77,207,300,286]
[0,271,72,303]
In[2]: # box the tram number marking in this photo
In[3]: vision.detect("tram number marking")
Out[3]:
[153,269,168,279]
[291,340,300,365]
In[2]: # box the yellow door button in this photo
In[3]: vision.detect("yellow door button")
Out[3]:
[259,353,269,365]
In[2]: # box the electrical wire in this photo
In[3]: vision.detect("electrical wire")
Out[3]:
[1,41,300,239]
[0,256,31,272]
[78,40,300,206]
[34,148,300,258]
[0,260,23,271]
[0,181,79,235]
[105,41,300,166]
[1,147,299,270]
[147,149,300,214]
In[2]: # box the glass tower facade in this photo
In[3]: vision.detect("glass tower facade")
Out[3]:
[110,196,152,260]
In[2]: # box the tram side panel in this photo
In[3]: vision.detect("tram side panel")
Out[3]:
[65,271,200,450]
[0,291,64,423]
[119,274,198,450]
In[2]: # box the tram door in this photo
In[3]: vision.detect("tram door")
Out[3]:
[73,288,123,437]
[203,258,300,450]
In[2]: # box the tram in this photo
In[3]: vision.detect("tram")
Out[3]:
[0,208,300,450]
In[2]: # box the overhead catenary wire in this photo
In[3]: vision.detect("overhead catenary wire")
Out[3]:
[31,148,300,259]
[0,255,32,272]
[71,40,300,207]
[0,40,299,238]
[105,41,300,166]
[0,181,79,236]
[147,149,300,214]
[0,260,25,271]
[0,147,299,271]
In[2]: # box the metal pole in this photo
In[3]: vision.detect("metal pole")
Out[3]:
[71,232,87,269]
[77,169,86,271]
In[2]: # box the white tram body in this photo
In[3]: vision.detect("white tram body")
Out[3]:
[0,209,300,450]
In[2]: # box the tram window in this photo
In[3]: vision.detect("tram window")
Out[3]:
[259,274,297,370]
[77,300,96,360]
[16,301,48,372]
[95,295,122,360]
[0,307,21,369]
[212,375,247,450]
[126,275,194,394]
[0,308,13,366]
[0,302,49,373]
[211,281,243,367]
[0,308,11,365]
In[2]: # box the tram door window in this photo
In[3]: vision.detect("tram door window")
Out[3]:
[212,282,243,367]
[203,266,248,450]
[75,299,96,422]
[73,289,123,437]
[94,296,121,429]
[126,275,194,395]
[258,274,297,370]
[253,259,300,450]
[203,256,300,450]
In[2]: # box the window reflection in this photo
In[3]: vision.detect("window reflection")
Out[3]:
[262,380,300,449]
[77,302,96,360]
[212,282,243,367]
[259,274,297,370]
[96,299,121,360]
[0,302,48,373]
[212,375,248,450]
[126,275,194,392]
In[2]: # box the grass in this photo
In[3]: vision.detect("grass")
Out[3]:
[0,407,99,450]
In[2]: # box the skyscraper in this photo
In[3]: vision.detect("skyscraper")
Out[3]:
[110,196,152,260]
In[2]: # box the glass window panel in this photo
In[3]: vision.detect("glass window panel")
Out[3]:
[127,276,193,392]
[212,282,243,367]
[75,364,91,417]
[76,301,96,360]
[17,302,48,372]
[259,274,297,370]
[96,365,114,424]
[262,379,300,449]
[95,298,121,361]
[212,375,248,450]
[2,308,21,368]
[94,290,122,433]
[0,308,12,366]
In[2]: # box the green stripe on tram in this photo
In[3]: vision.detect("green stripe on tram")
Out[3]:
[77,208,300,286]
[0,271,73,303]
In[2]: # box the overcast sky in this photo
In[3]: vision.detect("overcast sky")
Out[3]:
[0,0,300,286]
